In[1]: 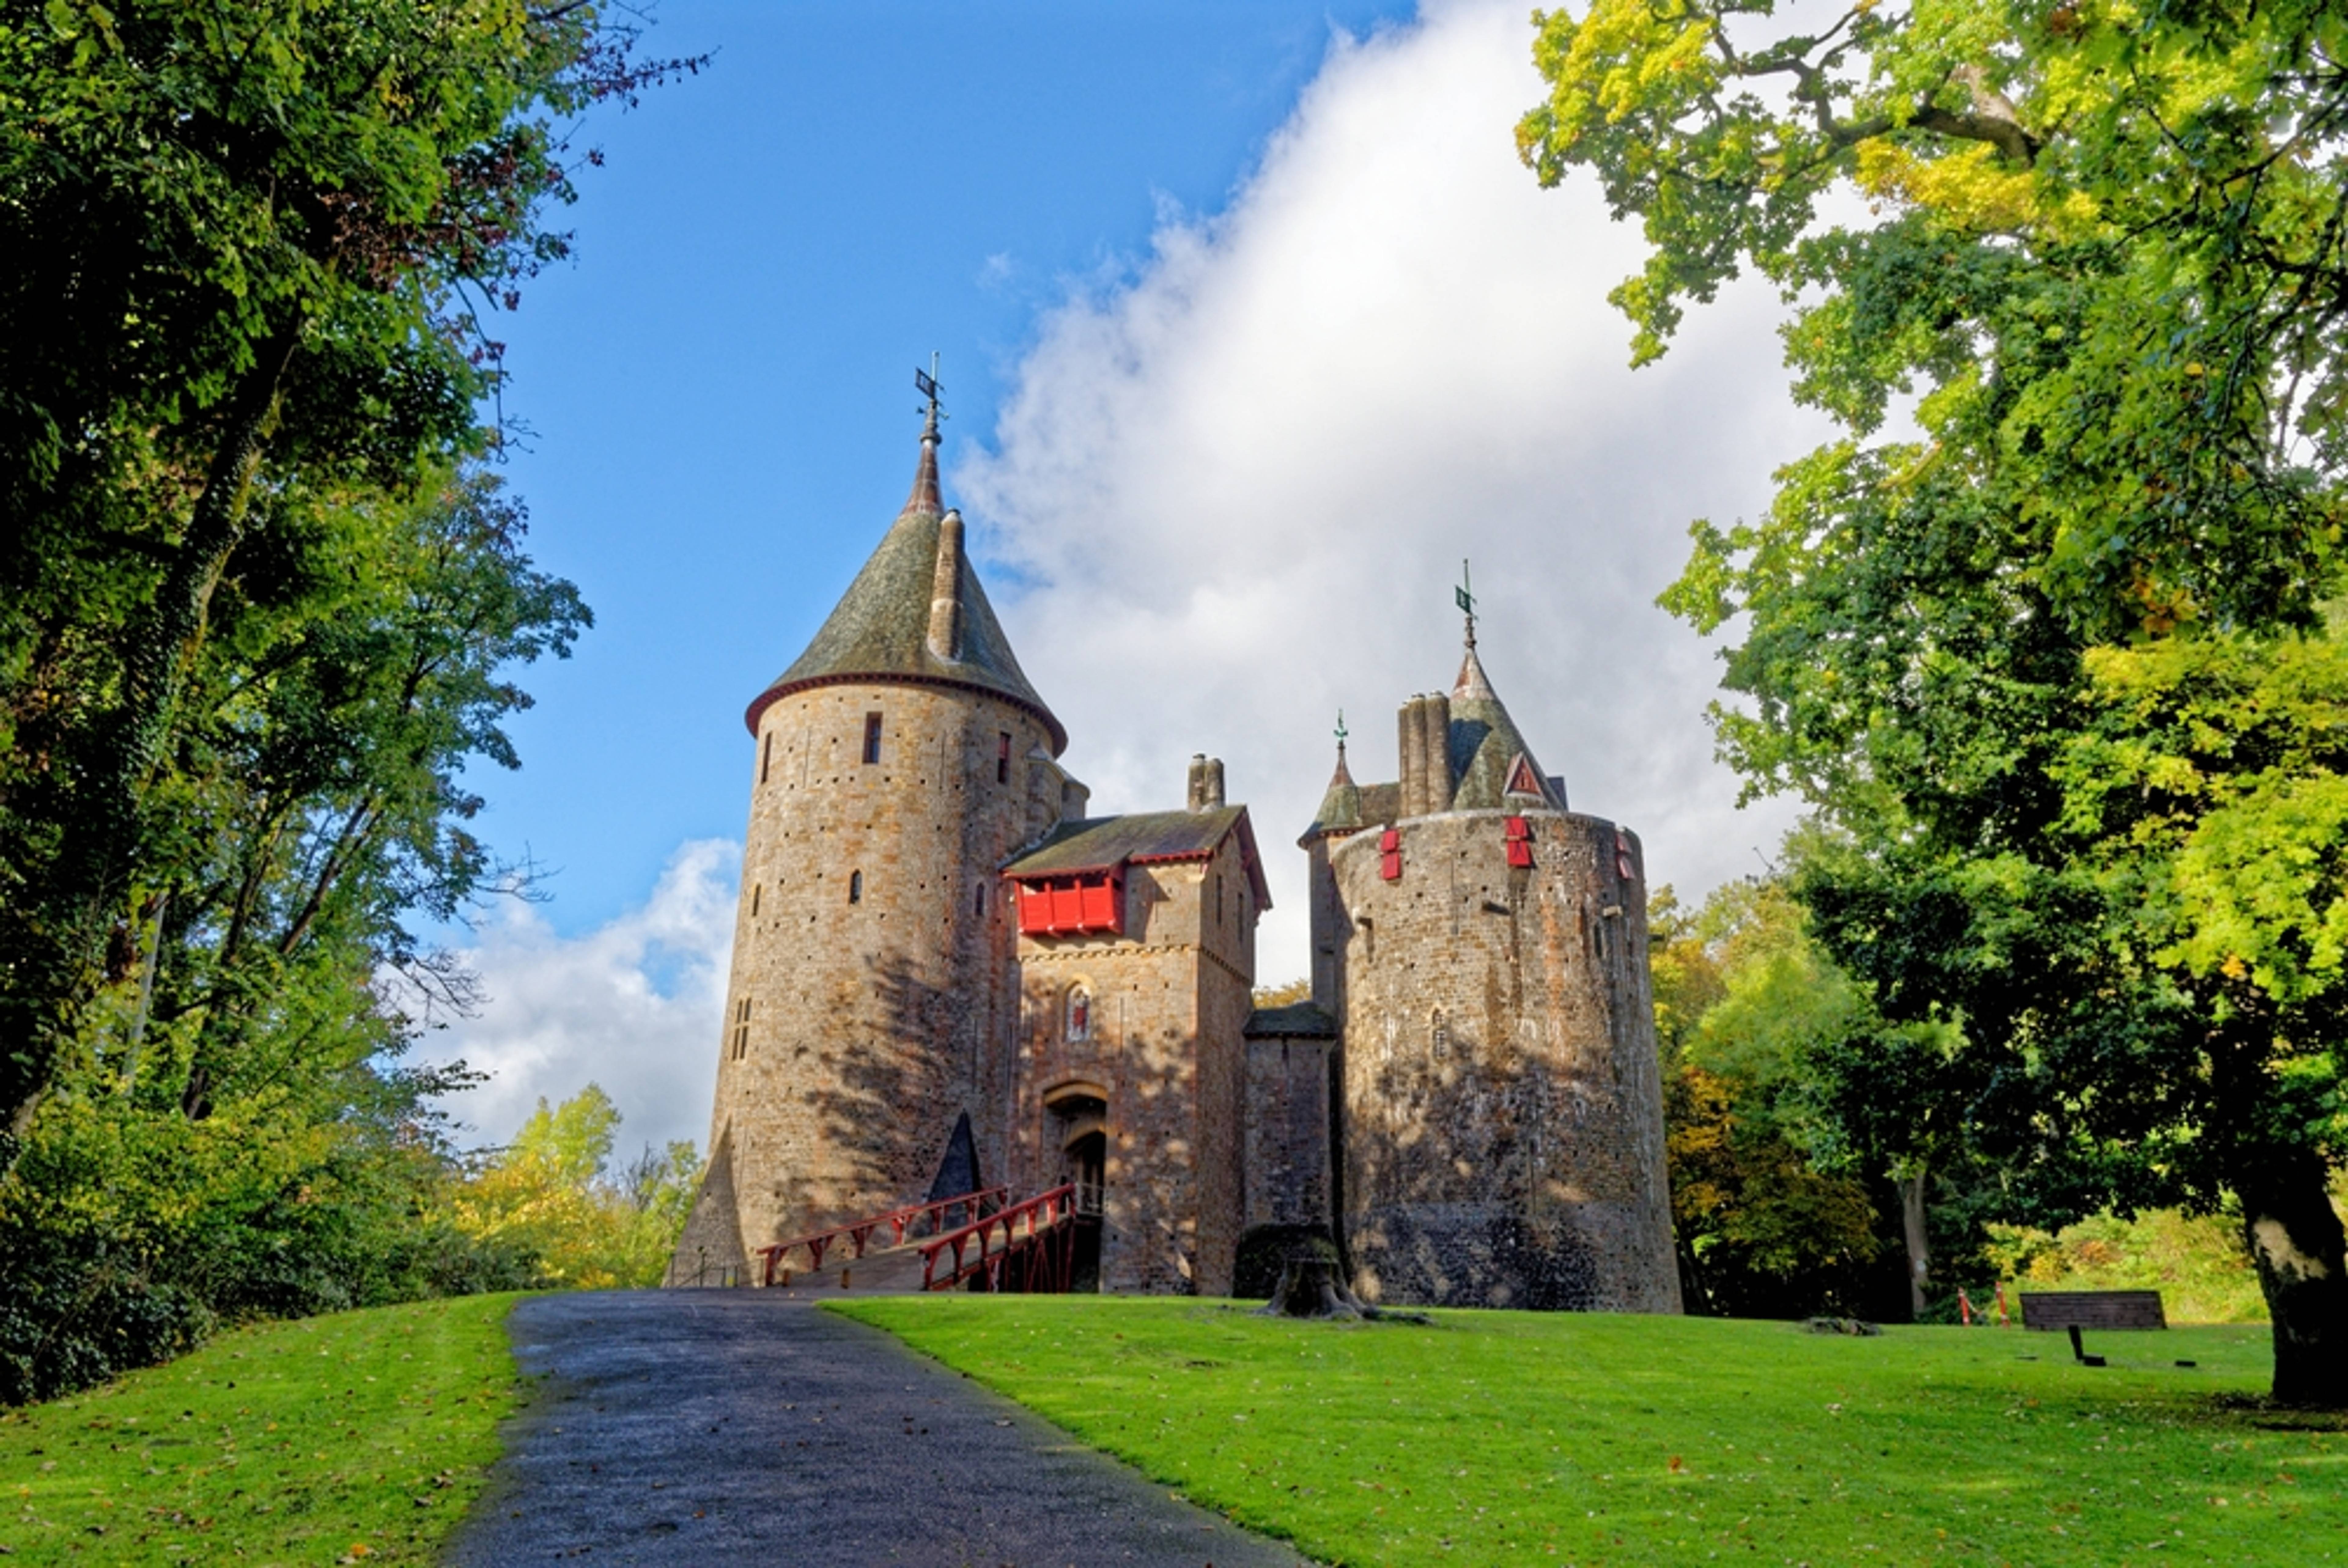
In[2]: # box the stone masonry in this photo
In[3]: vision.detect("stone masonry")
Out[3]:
[671,394,1679,1316]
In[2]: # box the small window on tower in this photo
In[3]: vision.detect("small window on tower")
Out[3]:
[997,732,1011,784]
[750,884,761,917]
[760,733,773,784]
[863,712,883,765]
[849,870,863,904]
[973,883,986,917]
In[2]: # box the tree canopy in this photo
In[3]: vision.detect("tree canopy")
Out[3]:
[1523,1,2348,1403]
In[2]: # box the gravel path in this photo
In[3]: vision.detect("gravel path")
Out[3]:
[442,1290,1308,1566]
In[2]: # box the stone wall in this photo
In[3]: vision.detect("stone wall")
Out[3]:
[673,679,1054,1275]
[1331,808,1679,1313]
[1241,1035,1333,1233]
[1008,826,1257,1296]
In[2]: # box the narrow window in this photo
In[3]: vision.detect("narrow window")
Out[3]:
[1216,874,1225,927]
[996,732,1011,784]
[760,732,773,783]
[862,712,883,765]
[973,883,986,917]
[750,884,761,917]
[732,997,752,1060]
[849,870,862,904]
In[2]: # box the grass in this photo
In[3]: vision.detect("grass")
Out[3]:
[2,1293,527,1566]
[834,1295,2346,1567]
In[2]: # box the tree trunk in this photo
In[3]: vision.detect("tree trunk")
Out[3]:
[1898,1165,1931,1321]
[0,318,302,1153]
[1260,1253,1368,1320]
[2235,1150,2348,1408]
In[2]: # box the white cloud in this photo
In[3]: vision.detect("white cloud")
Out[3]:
[960,0,1830,981]
[426,840,738,1157]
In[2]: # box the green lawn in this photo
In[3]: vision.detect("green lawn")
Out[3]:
[2,1293,526,1566]
[834,1296,2344,1567]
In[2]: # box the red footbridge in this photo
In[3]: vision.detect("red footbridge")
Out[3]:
[751,1184,1095,1297]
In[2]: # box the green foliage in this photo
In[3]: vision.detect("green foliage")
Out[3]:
[0,0,689,1398]
[0,1294,525,1563]
[1651,880,1886,1315]
[0,0,692,1152]
[1520,0,2348,639]
[840,1296,2321,1567]
[1989,1208,2272,1326]
[1523,1,2348,1400]
[444,1085,702,1290]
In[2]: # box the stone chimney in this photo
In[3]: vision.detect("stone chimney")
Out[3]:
[1187,754,1226,811]
[1419,690,1453,815]
[925,509,965,662]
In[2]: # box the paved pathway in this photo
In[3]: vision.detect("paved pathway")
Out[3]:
[443,1290,1308,1567]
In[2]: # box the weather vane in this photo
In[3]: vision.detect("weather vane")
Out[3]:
[914,351,946,427]
[1334,709,1348,753]
[1456,558,1477,648]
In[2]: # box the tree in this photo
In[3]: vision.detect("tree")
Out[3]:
[446,1086,703,1290]
[1522,3,2348,1401]
[0,0,691,1162]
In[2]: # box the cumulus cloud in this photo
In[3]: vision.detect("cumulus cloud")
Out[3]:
[961,0,1830,980]
[427,840,738,1155]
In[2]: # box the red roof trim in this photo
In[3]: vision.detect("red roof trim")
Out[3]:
[745,670,1068,755]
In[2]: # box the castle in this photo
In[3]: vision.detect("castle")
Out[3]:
[670,396,1679,1312]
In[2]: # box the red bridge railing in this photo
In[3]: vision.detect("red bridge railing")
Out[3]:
[759,1186,1006,1286]
[918,1184,1078,1293]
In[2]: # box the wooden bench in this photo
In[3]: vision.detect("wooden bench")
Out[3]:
[2018,1290,2167,1331]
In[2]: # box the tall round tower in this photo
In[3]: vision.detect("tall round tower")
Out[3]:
[1329,629,1679,1313]
[669,401,1067,1282]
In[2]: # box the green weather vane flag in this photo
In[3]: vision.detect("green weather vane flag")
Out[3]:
[1457,558,1477,646]
[915,352,945,424]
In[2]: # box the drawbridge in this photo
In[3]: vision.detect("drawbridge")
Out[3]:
[754,1184,1093,1298]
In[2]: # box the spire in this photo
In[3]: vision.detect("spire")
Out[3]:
[744,357,1066,753]
[1303,710,1364,840]
[904,353,946,517]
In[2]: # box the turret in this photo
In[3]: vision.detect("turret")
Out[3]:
[671,378,1072,1283]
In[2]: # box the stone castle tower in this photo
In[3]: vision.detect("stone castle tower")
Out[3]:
[669,403,1075,1281]
[670,386,1675,1313]
[1303,620,1681,1313]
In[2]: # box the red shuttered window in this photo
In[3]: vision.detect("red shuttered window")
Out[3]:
[1379,827,1402,882]
[1015,870,1125,936]
[1504,815,1534,868]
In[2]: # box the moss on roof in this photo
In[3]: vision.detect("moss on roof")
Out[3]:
[1447,644,1563,812]
[1244,1001,1339,1039]
[744,434,1064,750]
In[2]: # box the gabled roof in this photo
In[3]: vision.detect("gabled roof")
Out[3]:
[1003,805,1273,909]
[743,418,1065,751]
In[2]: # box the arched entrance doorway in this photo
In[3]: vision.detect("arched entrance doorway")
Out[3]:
[1043,1080,1108,1292]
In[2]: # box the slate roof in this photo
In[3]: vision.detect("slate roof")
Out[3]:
[1446,644,1564,812]
[1243,1001,1339,1039]
[743,425,1065,751]
[1003,806,1273,908]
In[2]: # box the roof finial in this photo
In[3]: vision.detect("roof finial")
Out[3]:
[1456,558,1478,650]
[904,353,947,515]
[1334,708,1348,755]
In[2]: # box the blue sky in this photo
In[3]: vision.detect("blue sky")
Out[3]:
[438,0,1827,1154]
[474,0,1419,932]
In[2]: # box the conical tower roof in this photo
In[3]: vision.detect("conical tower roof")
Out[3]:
[744,410,1065,752]
[1300,726,1364,844]
[1446,642,1563,812]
